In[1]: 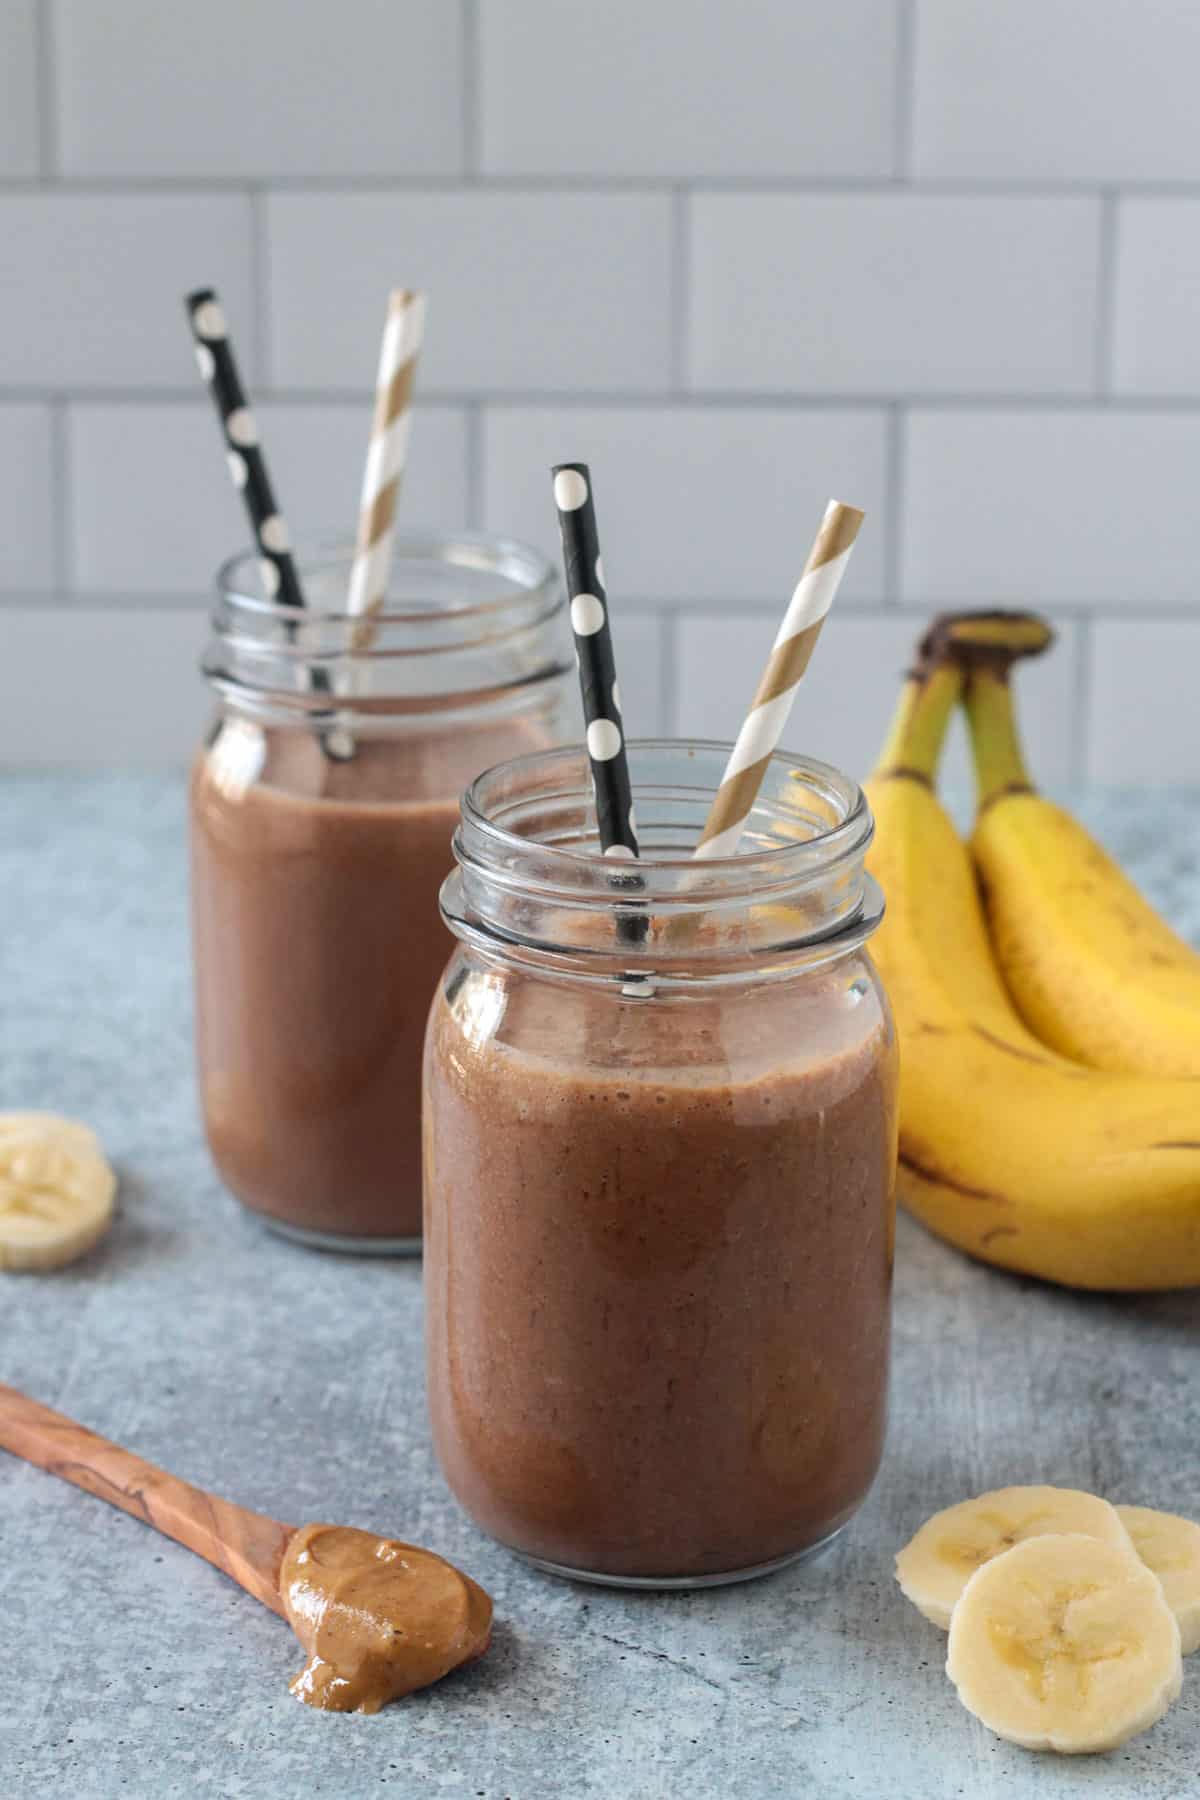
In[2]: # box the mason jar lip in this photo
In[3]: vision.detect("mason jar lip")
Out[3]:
[458,738,873,888]
[216,528,561,631]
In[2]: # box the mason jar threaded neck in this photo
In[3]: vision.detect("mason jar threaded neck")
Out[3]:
[442,740,883,983]
[203,530,566,728]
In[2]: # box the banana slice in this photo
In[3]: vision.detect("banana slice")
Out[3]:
[0,1111,104,1158]
[0,1111,116,1271]
[896,1485,1134,1629]
[1116,1505,1200,1656]
[946,1533,1182,1753]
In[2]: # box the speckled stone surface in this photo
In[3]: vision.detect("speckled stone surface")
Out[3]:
[1,776,1198,1799]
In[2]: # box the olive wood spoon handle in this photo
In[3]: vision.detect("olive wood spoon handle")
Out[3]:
[0,1380,295,1615]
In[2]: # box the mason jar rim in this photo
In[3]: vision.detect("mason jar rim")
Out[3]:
[204,527,570,725]
[458,738,872,883]
[444,739,882,980]
[216,528,560,632]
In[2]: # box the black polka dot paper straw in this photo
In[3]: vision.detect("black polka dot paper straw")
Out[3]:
[552,463,647,951]
[185,289,336,732]
[184,289,308,612]
[553,463,640,859]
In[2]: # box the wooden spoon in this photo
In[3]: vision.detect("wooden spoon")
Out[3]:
[0,1379,294,1611]
[0,1380,494,1712]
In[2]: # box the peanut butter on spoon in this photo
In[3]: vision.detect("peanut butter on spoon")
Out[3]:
[0,1382,492,1714]
[281,1524,493,1712]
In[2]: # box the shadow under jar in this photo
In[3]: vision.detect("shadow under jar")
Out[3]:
[424,742,899,1587]
[190,532,571,1252]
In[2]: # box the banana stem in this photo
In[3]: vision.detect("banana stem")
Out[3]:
[872,660,962,784]
[963,668,1035,807]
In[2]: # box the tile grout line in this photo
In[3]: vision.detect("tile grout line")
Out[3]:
[13,387,1200,412]
[669,187,690,394]
[12,173,1200,196]
[31,0,59,181]
[891,0,918,182]
[1093,189,1120,397]
[0,387,497,409]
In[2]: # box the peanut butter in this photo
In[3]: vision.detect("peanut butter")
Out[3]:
[279,1524,492,1713]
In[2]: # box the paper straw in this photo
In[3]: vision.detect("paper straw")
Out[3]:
[347,289,426,644]
[552,462,640,861]
[693,499,864,860]
[184,289,308,614]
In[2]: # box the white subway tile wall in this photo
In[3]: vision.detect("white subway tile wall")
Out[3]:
[68,402,470,596]
[1087,621,1200,785]
[0,406,54,589]
[0,609,209,765]
[903,411,1200,607]
[479,0,898,179]
[1110,200,1200,396]
[1,0,1197,778]
[0,193,256,388]
[689,195,1101,396]
[911,1,1200,181]
[265,192,673,393]
[0,3,39,178]
[54,0,464,180]
[482,407,888,600]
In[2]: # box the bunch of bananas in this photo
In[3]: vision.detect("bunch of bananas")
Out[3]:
[864,611,1200,1291]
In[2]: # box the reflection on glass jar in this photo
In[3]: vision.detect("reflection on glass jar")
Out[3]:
[190,532,571,1252]
[424,741,899,1587]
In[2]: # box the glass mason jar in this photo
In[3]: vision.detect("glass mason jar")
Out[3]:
[190,531,571,1253]
[424,741,899,1588]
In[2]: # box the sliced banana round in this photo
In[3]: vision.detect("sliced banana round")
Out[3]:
[1117,1504,1200,1657]
[0,1111,104,1158]
[0,1111,116,1272]
[946,1533,1182,1754]
[896,1485,1134,1629]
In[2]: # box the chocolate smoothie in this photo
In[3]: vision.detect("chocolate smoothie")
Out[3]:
[424,963,897,1582]
[191,717,554,1245]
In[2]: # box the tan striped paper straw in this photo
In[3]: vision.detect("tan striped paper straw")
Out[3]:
[346,288,426,647]
[693,499,864,860]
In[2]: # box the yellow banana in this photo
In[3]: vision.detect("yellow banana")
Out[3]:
[951,616,1200,1079]
[864,654,1200,1291]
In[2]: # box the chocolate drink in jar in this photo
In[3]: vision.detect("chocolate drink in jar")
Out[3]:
[190,534,571,1250]
[423,742,898,1583]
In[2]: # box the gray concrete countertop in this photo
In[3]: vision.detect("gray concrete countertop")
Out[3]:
[1,775,1198,1800]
